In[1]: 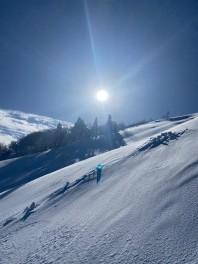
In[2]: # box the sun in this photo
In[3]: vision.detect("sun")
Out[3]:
[96,90,108,102]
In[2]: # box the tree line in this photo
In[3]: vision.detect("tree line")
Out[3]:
[0,115,125,161]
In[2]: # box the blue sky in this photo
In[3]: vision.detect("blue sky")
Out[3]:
[0,0,198,124]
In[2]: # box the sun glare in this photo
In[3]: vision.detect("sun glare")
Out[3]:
[96,90,108,102]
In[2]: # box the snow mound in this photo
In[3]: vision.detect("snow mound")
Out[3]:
[139,130,186,151]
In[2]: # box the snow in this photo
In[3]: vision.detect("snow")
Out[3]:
[0,113,198,263]
[0,109,72,145]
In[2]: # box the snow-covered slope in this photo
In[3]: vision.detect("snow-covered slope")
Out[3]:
[0,109,72,145]
[0,114,198,264]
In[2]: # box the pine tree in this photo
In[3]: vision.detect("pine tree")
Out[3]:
[0,143,9,160]
[91,117,99,137]
[71,117,90,142]
[106,114,113,134]
[57,123,62,132]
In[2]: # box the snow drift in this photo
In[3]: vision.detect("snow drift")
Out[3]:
[0,114,198,264]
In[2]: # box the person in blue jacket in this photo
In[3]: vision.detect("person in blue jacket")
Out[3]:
[96,164,103,183]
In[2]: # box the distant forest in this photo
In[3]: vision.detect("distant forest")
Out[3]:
[0,115,126,161]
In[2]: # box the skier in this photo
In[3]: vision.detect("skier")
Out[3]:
[96,164,103,183]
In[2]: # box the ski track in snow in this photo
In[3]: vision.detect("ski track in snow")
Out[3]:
[0,114,198,264]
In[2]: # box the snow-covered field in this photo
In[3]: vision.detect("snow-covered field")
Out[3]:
[0,113,198,264]
[0,109,72,145]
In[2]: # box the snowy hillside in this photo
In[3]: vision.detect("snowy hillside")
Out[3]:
[0,113,198,263]
[0,109,72,145]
